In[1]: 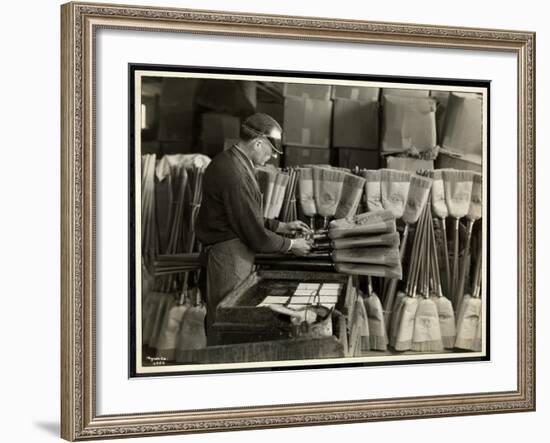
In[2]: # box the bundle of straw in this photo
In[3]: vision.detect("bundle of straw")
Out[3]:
[363,170,384,212]
[268,172,290,219]
[328,218,396,239]
[348,293,370,356]
[329,209,394,230]
[442,169,474,307]
[429,170,452,298]
[335,173,366,219]
[332,247,400,266]
[322,232,399,250]
[141,154,159,269]
[297,167,317,228]
[176,291,207,353]
[313,167,347,228]
[335,263,402,279]
[280,168,299,222]
[256,167,277,218]
[380,169,411,219]
[364,276,388,351]
[455,172,482,311]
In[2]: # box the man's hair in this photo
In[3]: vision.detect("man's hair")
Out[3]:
[240,113,282,142]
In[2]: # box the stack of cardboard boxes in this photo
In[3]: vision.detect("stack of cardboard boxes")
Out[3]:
[282,83,333,167]
[331,85,380,170]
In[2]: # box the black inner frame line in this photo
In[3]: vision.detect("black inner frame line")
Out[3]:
[128,63,491,378]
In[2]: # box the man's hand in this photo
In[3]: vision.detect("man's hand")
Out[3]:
[290,238,312,256]
[277,220,311,235]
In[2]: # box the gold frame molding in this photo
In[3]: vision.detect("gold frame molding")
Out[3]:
[61,1,536,440]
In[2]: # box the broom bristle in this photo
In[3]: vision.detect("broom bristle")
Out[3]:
[454,296,481,350]
[335,174,366,219]
[402,175,433,225]
[388,291,407,347]
[411,298,443,352]
[431,170,448,219]
[298,167,312,180]
[328,219,397,239]
[364,294,388,351]
[329,209,394,229]
[381,169,411,218]
[381,169,411,183]
[442,169,475,183]
[331,232,400,250]
[333,247,401,266]
[467,172,483,221]
[431,295,456,349]
[394,296,419,351]
[365,169,381,182]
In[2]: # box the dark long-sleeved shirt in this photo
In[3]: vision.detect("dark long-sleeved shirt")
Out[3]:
[196,146,291,253]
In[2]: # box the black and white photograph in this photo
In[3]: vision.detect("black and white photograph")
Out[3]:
[131,67,489,375]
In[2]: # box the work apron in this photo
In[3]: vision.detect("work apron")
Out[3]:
[201,237,255,346]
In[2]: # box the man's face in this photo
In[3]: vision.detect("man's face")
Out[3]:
[251,138,275,166]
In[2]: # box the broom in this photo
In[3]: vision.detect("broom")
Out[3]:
[383,174,432,329]
[175,287,207,353]
[329,209,395,230]
[332,247,401,266]
[335,173,366,219]
[298,168,317,229]
[388,199,427,346]
[364,276,388,351]
[427,204,456,349]
[335,263,402,279]
[318,232,400,250]
[430,170,452,297]
[313,167,347,229]
[455,172,482,312]
[380,169,411,219]
[411,195,444,353]
[454,240,482,350]
[472,274,483,352]
[349,291,370,356]
[391,200,429,350]
[442,169,474,307]
[328,218,396,239]
[363,170,384,212]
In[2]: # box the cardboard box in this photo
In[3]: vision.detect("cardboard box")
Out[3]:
[381,88,430,98]
[283,145,331,167]
[381,95,437,154]
[385,156,434,172]
[436,153,482,173]
[331,86,380,101]
[441,92,483,159]
[256,101,284,127]
[332,99,379,149]
[430,90,451,144]
[337,147,380,170]
[201,113,241,145]
[157,106,194,141]
[283,97,332,148]
[283,83,332,101]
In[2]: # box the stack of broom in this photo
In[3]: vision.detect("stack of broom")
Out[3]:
[313,209,402,280]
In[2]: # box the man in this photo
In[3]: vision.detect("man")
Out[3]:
[197,113,312,345]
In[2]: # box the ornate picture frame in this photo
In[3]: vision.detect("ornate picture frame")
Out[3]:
[61,1,535,440]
